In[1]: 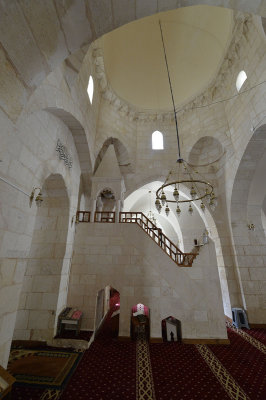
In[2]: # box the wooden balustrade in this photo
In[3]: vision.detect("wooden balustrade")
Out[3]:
[94,211,115,223]
[76,211,91,222]
[75,210,198,267]
[119,212,197,267]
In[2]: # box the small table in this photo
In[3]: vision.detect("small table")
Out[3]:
[57,307,83,337]
[0,365,16,399]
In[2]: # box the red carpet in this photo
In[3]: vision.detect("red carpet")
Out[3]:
[243,327,266,345]
[149,342,230,399]
[9,308,266,400]
[208,327,266,400]
[62,291,137,400]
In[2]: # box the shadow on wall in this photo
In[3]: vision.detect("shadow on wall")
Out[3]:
[13,173,70,342]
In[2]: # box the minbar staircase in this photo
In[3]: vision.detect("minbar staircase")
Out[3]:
[76,211,198,267]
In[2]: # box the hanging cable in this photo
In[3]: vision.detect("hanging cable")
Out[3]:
[159,20,181,160]
[176,80,266,114]
[0,176,30,197]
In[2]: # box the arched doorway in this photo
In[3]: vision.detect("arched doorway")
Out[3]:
[13,174,70,342]
[95,286,120,338]
[95,188,116,222]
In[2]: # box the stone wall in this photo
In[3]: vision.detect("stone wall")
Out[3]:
[0,3,266,368]
[68,223,227,340]
[0,109,81,366]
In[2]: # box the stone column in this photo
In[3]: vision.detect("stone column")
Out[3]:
[90,199,96,223]
[115,199,121,223]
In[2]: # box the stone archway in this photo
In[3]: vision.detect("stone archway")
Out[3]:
[94,137,133,176]
[45,108,93,176]
[230,124,266,324]
[95,286,120,338]
[188,136,231,317]
[13,174,70,342]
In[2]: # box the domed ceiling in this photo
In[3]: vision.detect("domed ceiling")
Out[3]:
[102,5,233,111]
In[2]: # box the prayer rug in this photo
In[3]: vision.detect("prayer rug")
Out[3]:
[8,348,82,389]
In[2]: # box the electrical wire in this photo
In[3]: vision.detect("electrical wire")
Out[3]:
[176,80,266,114]
[159,20,181,159]
[0,176,30,197]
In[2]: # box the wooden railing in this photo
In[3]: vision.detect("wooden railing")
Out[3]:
[94,211,115,223]
[119,212,197,267]
[76,211,91,222]
[75,211,198,267]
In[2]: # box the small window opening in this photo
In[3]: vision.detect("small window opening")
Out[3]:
[152,130,164,150]
[87,76,94,104]
[236,70,247,92]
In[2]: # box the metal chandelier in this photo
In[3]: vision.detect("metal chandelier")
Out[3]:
[155,21,218,217]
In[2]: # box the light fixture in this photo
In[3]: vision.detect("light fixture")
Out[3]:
[202,229,209,244]
[146,190,157,225]
[155,21,217,218]
[200,202,205,213]
[30,187,43,207]
[247,223,255,231]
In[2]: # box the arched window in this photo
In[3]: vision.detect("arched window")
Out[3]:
[236,70,247,92]
[152,130,164,150]
[87,75,94,103]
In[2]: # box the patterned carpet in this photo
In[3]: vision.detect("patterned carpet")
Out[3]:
[62,292,137,400]
[208,324,266,400]
[62,310,266,400]
[9,348,83,400]
[243,326,266,346]
[150,341,230,399]
[9,311,266,399]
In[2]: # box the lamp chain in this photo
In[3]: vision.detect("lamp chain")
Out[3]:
[159,20,181,160]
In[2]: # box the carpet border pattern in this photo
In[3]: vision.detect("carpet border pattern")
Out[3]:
[40,389,61,400]
[226,321,266,354]
[136,330,156,400]
[196,344,250,400]
[8,348,82,389]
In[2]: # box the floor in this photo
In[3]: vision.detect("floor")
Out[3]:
[8,300,266,400]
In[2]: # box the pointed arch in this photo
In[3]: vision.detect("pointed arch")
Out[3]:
[94,137,133,175]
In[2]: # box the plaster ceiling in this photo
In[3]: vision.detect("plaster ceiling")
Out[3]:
[102,5,233,111]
